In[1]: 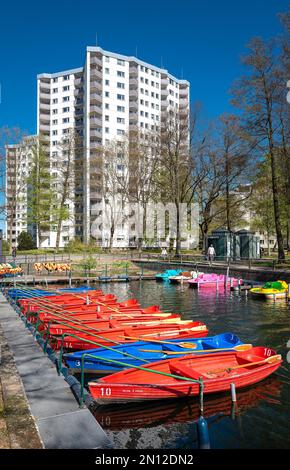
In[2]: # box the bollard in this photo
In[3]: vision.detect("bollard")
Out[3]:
[230,382,237,403]
[197,417,210,449]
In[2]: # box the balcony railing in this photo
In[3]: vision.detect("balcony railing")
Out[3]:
[91,93,102,103]
[90,119,102,129]
[90,105,102,114]
[39,87,50,95]
[90,127,102,137]
[129,66,138,77]
[90,56,102,66]
[90,80,102,90]
[39,123,50,131]
[39,103,51,111]
[90,68,102,79]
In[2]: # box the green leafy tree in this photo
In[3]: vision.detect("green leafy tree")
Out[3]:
[17,231,36,251]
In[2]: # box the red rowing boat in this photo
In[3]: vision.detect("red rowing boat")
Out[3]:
[88,347,282,404]
[45,318,190,336]
[53,321,208,350]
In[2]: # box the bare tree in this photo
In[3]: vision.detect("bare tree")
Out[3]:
[52,129,83,248]
[231,37,287,260]
[0,127,29,250]
[157,106,207,255]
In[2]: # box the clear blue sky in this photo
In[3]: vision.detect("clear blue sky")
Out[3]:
[0,0,287,135]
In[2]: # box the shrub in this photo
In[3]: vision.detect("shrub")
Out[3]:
[17,232,36,251]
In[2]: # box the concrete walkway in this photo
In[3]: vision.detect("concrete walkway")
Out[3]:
[0,293,112,449]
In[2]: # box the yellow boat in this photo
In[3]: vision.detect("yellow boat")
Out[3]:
[250,280,288,300]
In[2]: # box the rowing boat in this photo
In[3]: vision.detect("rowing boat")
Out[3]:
[88,346,281,404]
[64,332,243,374]
[54,321,208,350]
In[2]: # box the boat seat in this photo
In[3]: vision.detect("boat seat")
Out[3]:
[169,363,204,380]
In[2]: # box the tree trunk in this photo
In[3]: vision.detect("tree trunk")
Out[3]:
[56,220,62,249]
[262,77,285,261]
[175,202,181,256]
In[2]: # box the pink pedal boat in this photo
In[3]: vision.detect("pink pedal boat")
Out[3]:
[188,273,243,288]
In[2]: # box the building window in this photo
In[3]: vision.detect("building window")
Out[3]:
[105,56,110,62]
[53,77,58,83]
[63,96,69,101]
[63,85,70,91]
[117,106,125,112]
[63,117,70,123]
[117,59,125,66]
[105,68,109,74]
[105,127,109,133]
[52,98,58,104]
[52,119,58,124]
[53,88,58,93]
[117,94,125,100]
[105,91,109,97]
[117,117,125,124]
[105,79,109,85]
[52,130,58,135]
[117,129,125,135]
[117,82,125,89]
[117,71,125,77]
[52,109,58,114]
[105,115,109,121]
[63,107,70,112]
[105,103,109,109]
[63,75,70,80]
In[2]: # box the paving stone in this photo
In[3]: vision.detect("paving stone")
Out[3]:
[37,410,112,449]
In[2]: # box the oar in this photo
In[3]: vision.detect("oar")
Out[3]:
[122,335,198,349]
[139,344,253,354]
[209,354,281,375]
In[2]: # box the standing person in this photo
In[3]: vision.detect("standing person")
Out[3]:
[12,246,17,262]
[207,244,216,264]
[161,247,167,259]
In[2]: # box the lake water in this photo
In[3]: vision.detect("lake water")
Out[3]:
[89,280,290,449]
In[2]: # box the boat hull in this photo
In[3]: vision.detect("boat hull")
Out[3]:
[88,347,281,404]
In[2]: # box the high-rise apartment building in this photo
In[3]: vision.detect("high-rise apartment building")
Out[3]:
[6,46,190,247]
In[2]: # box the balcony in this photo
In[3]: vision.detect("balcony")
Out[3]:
[39,91,51,100]
[90,55,102,66]
[129,101,138,110]
[39,123,50,132]
[129,78,138,88]
[161,78,168,88]
[90,140,102,150]
[39,102,51,111]
[90,117,102,128]
[90,68,102,80]
[129,66,138,77]
[90,93,102,103]
[90,80,102,91]
[39,86,50,94]
[129,89,138,98]
[90,128,102,137]
[90,104,102,115]
[75,108,84,116]
[75,77,83,87]
[179,98,188,107]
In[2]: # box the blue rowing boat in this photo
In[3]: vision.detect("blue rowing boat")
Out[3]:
[63,332,243,375]
[7,286,95,300]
